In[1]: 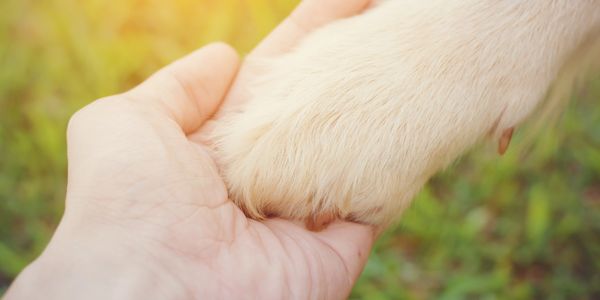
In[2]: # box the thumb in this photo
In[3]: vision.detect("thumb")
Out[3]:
[130,42,240,133]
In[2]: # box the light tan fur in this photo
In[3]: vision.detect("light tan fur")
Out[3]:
[211,0,600,227]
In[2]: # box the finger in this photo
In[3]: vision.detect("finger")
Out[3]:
[250,0,373,58]
[129,42,240,133]
[315,221,376,282]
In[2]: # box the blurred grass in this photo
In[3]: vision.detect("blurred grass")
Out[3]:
[0,0,599,298]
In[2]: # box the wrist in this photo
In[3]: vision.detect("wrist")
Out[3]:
[5,221,186,300]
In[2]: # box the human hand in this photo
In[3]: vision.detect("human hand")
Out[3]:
[6,0,375,299]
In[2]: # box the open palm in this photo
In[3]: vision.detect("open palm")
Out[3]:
[7,1,376,299]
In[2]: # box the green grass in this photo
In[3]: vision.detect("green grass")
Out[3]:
[1,0,599,298]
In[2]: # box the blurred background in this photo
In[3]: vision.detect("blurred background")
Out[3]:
[0,0,599,298]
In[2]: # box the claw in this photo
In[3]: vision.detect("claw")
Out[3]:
[306,212,337,231]
[498,127,514,155]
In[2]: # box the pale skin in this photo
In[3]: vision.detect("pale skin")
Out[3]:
[5,0,376,299]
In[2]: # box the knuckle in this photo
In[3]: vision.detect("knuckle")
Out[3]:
[66,96,124,136]
[210,42,238,60]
